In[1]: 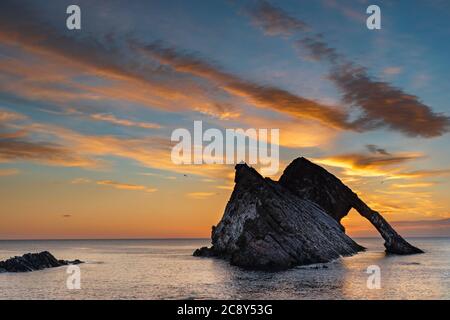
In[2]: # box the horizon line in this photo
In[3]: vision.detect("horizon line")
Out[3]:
[0,236,449,241]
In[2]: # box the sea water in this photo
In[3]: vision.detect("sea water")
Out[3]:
[0,238,448,299]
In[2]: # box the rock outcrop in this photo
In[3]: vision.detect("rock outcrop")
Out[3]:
[194,163,364,270]
[194,157,423,270]
[279,157,423,255]
[0,251,83,273]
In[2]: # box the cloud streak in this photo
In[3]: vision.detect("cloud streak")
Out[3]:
[245,0,308,36]
[327,62,449,137]
[186,192,216,199]
[138,42,351,130]
[0,110,237,179]
[248,1,450,137]
[0,168,20,176]
[0,110,26,123]
[4,0,445,141]
[0,138,97,167]
[89,113,161,129]
[390,182,436,189]
[313,151,429,178]
[0,1,241,121]
[366,144,391,156]
[97,180,157,192]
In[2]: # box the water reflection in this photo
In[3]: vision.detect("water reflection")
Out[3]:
[0,238,448,299]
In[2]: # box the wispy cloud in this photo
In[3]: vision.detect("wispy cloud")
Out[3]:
[247,1,450,138]
[321,0,367,23]
[71,176,158,192]
[313,151,427,178]
[89,113,161,129]
[5,0,439,151]
[0,168,20,176]
[0,1,241,121]
[326,62,449,137]
[138,42,351,130]
[215,185,234,190]
[97,180,157,192]
[245,0,308,36]
[383,67,402,75]
[394,169,450,179]
[0,138,97,167]
[390,182,436,189]
[366,144,391,156]
[0,109,237,179]
[140,172,177,180]
[186,192,216,199]
[70,177,92,184]
[0,110,26,122]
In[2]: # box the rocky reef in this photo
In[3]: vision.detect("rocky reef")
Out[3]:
[0,251,83,273]
[194,157,423,270]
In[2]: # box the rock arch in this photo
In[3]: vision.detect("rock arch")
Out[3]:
[279,157,423,254]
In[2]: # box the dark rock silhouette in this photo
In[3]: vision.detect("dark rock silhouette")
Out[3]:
[0,251,83,273]
[194,162,364,270]
[279,157,423,255]
[194,157,423,270]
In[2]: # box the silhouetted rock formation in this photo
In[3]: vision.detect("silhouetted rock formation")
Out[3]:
[0,251,83,273]
[279,157,423,255]
[194,157,423,270]
[194,163,364,270]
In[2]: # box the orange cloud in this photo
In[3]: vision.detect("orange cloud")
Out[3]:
[0,110,26,122]
[70,177,91,184]
[0,9,336,152]
[215,185,234,190]
[383,67,402,75]
[0,168,20,176]
[322,0,366,23]
[0,138,98,168]
[1,110,239,180]
[0,3,244,122]
[96,180,156,192]
[245,0,308,36]
[246,1,450,137]
[393,169,450,179]
[89,113,161,129]
[139,43,350,130]
[0,50,239,121]
[390,182,436,189]
[186,192,216,199]
[313,152,425,178]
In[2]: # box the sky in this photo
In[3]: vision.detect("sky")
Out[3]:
[0,0,449,239]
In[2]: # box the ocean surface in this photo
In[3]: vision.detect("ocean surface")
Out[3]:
[0,238,448,300]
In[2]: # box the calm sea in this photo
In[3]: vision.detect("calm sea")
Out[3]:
[0,238,448,299]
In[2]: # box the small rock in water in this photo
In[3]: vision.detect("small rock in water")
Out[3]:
[0,251,83,273]
[193,247,216,257]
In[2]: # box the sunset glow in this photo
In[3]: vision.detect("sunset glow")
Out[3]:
[1,0,449,240]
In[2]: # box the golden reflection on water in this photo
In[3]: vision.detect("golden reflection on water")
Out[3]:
[340,242,447,300]
[0,238,448,299]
